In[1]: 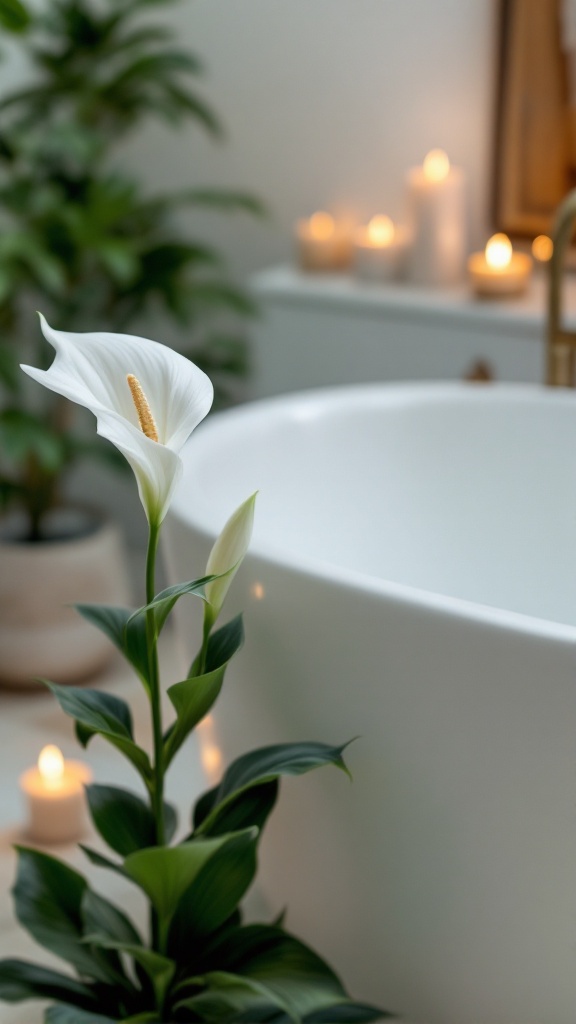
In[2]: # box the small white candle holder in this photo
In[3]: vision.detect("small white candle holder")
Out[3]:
[295,211,353,272]
[468,233,533,297]
[354,215,406,283]
[20,745,93,845]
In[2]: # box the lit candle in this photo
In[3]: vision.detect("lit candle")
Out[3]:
[405,149,467,286]
[532,234,554,264]
[20,745,93,844]
[467,233,533,296]
[197,715,224,786]
[354,215,406,282]
[295,211,353,272]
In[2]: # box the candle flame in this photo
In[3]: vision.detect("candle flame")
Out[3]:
[367,215,395,247]
[309,211,335,240]
[201,742,223,778]
[423,149,450,183]
[485,233,512,270]
[532,234,553,262]
[38,745,65,785]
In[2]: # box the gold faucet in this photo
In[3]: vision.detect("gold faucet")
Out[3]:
[547,187,576,386]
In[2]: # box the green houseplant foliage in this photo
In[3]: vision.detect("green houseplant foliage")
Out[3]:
[0,319,390,1023]
[0,0,264,540]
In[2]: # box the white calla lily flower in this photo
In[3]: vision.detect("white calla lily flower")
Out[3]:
[205,492,257,620]
[21,315,213,525]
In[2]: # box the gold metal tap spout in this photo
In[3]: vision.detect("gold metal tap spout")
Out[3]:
[547,188,576,386]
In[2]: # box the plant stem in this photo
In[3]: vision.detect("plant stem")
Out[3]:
[145,520,166,960]
[146,520,165,849]
[23,454,57,542]
[197,605,214,676]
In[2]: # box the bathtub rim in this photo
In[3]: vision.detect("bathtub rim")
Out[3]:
[169,380,576,646]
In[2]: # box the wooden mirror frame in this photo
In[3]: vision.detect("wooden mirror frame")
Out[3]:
[494,0,574,241]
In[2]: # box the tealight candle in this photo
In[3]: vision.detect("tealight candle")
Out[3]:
[406,148,467,286]
[20,745,92,844]
[467,233,533,296]
[354,215,405,282]
[532,234,554,264]
[295,211,353,272]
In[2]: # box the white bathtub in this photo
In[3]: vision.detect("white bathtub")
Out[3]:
[164,382,576,1024]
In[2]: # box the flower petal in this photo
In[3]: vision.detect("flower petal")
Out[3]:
[205,492,257,618]
[22,315,214,450]
[95,409,182,525]
[21,316,214,524]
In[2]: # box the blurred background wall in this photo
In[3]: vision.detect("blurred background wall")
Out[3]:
[121,0,499,278]
[0,0,500,547]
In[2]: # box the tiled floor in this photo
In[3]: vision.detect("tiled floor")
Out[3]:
[0,632,207,1023]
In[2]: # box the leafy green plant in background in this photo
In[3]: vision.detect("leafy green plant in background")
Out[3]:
[0,0,264,540]
[0,319,389,1024]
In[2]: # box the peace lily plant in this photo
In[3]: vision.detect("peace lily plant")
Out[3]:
[0,318,388,1024]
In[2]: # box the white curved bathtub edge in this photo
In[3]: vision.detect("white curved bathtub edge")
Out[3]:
[170,381,576,647]
[167,508,576,646]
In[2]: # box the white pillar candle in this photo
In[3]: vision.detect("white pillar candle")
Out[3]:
[20,745,93,845]
[295,211,353,272]
[406,149,466,286]
[354,215,405,282]
[468,232,533,296]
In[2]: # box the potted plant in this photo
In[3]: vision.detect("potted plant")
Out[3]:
[0,0,264,685]
[0,319,390,1024]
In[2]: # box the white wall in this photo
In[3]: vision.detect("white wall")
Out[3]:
[0,1,501,543]
[124,0,500,278]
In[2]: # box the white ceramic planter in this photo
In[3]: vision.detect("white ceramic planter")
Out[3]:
[0,508,132,687]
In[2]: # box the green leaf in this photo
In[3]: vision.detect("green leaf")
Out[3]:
[81,887,142,948]
[74,605,149,688]
[0,959,97,1007]
[134,573,215,634]
[0,476,23,511]
[0,0,29,32]
[45,682,152,782]
[168,830,258,954]
[95,241,139,284]
[176,188,267,217]
[195,742,351,836]
[45,1009,118,1024]
[189,281,257,317]
[0,343,20,394]
[85,938,175,1011]
[12,847,112,982]
[190,613,244,676]
[52,681,134,736]
[120,1016,161,1024]
[161,82,222,134]
[86,783,177,856]
[0,409,66,472]
[192,778,278,839]
[80,845,125,876]
[163,668,225,768]
[175,971,295,1022]
[67,437,129,474]
[78,891,134,992]
[220,742,351,798]
[109,49,203,87]
[164,617,244,768]
[195,924,370,1023]
[304,1004,390,1022]
[123,832,254,926]
[186,334,250,382]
